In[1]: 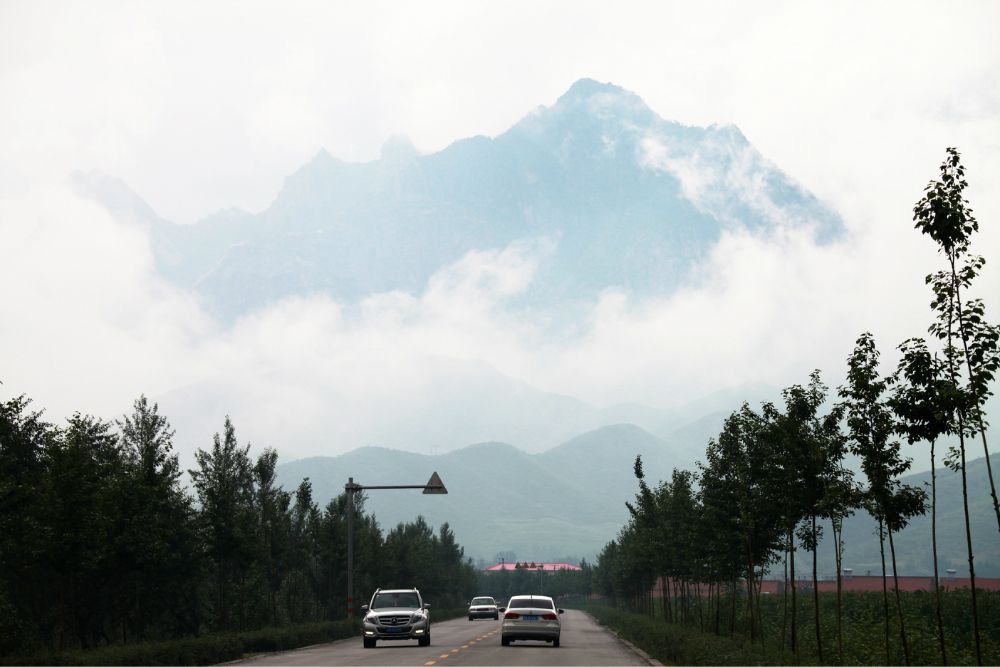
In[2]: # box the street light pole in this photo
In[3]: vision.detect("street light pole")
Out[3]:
[345,472,447,619]
[346,477,357,619]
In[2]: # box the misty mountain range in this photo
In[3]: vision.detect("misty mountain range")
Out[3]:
[74,77,841,322]
[73,78,837,460]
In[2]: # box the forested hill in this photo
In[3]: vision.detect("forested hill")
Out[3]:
[819,453,1000,577]
[277,426,1000,573]
[277,423,690,561]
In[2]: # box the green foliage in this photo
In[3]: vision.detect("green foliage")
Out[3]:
[583,589,1000,666]
[0,393,481,660]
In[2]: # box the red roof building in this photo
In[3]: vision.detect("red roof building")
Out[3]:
[484,561,582,572]
[650,575,1000,596]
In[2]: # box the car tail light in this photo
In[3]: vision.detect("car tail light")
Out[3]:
[542,613,557,620]
[504,611,520,619]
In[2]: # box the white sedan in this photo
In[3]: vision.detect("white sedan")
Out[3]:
[468,596,499,620]
[500,594,563,647]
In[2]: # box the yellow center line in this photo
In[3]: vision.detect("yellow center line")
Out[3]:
[424,662,437,666]
[439,653,450,659]
[462,644,470,649]
[451,648,460,653]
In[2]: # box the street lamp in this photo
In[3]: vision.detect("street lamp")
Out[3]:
[345,471,447,618]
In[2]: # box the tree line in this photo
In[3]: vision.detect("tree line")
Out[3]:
[591,148,1000,665]
[0,395,478,657]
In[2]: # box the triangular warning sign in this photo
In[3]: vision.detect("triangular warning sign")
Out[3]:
[423,471,447,494]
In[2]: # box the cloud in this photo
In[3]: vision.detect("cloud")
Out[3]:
[0,178,946,467]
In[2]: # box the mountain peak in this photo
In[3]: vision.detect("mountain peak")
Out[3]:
[380,134,419,163]
[560,78,625,100]
[548,78,655,125]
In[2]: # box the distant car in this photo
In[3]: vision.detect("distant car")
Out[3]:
[501,594,563,647]
[361,588,431,648]
[468,596,499,620]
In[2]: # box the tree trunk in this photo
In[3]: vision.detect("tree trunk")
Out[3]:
[943,269,983,665]
[661,576,669,624]
[729,574,738,637]
[878,519,891,665]
[833,517,844,666]
[781,545,788,652]
[930,440,947,665]
[812,515,823,663]
[746,539,756,641]
[790,526,798,658]
[756,565,766,649]
[957,410,984,665]
[717,581,723,635]
[697,581,704,631]
[888,527,910,665]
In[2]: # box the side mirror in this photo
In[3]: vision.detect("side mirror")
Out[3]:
[499,606,506,612]
[423,603,432,609]
[558,609,564,614]
[361,604,369,611]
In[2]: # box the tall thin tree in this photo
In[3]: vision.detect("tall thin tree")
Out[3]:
[912,148,987,664]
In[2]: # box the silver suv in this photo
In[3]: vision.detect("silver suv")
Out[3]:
[361,588,431,648]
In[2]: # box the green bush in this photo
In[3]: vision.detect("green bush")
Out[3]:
[1,610,478,665]
[581,603,794,665]
[1,620,357,666]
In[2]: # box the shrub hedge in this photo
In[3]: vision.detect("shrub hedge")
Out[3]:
[3,608,472,665]
[580,603,796,666]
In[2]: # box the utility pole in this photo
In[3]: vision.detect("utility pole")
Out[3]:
[345,472,447,619]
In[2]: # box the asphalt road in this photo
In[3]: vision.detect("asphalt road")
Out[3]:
[231,610,652,666]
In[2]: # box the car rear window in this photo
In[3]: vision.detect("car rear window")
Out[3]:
[507,597,554,610]
[471,597,494,605]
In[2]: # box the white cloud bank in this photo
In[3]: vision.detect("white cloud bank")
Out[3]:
[0,175,968,467]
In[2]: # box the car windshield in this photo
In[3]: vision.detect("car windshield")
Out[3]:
[471,597,494,605]
[508,597,553,610]
[372,592,420,609]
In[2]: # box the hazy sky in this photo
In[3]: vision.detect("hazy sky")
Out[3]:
[1,1,999,463]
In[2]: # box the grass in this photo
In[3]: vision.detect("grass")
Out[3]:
[580,589,1000,665]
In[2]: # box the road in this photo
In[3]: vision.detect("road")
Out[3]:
[232,610,653,666]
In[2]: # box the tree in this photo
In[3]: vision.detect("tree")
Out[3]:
[116,395,197,642]
[913,147,1000,535]
[189,416,256,631]
[840,332,926,666]
[912,148,991,664]
[891,339,954,664]
[699,404,782,643]
[0,395,54,653]
[43,413,124,649]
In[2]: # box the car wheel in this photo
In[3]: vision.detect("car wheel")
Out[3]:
[553,637,560,648]
[419,635,430,647]
[501,636,510,646]
[363,637,375,649]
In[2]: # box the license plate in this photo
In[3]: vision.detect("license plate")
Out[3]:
[522,614,539,621]
[385,627,403,633]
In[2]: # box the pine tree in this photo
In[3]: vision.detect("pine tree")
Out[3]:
[189,416,256,631]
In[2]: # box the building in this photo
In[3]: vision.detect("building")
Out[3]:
[484,561,582,572]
